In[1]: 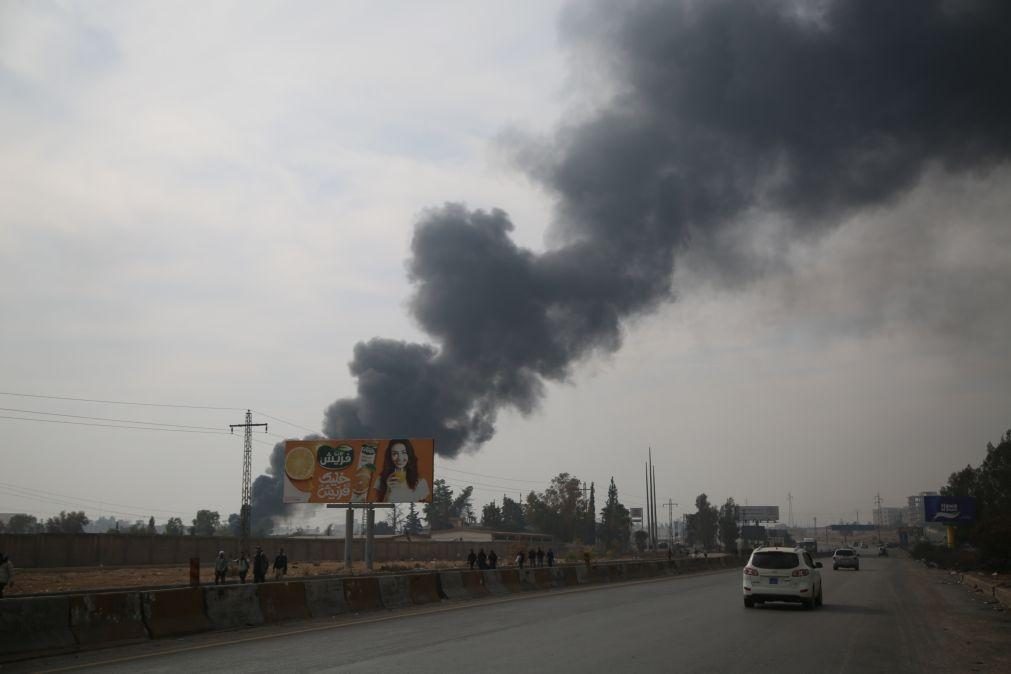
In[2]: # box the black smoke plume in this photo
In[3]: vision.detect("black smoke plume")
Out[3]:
[322,0,1011,457]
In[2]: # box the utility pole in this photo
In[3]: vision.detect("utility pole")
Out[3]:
[645,459,652,550]
[874,492,883,544]
[230,410,267,554]
[664,499,678,546]
[651,461,658,550]
[787,492,794,528]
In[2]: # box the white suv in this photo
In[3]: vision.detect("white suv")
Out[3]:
[743,547,823,609]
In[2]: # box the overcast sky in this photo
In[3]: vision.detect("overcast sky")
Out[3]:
[2,0,1009,531]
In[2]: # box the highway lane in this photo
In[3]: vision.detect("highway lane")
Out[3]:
[22,556,1011,673]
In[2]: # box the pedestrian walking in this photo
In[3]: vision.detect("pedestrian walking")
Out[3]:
[237,552,250,583]
[546,548,554,567]
[273,547,288,581]
[528,548,536,567]
[214,550,228,585]
[488,550,498,569]
[467,548,477,570]
[0,554,14,598]
[477,548,488,570]
[252,546,269,583]
[515,551,525,569]
[536,547,544,567]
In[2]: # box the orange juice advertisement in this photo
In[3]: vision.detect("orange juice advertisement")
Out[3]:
[283,438,434,504]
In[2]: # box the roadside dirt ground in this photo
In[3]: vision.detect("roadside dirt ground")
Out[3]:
[4,559,461,596]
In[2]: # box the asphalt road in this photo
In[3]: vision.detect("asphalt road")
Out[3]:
[21,556,1011,674]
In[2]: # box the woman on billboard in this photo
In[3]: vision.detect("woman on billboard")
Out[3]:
[375,439,430,502]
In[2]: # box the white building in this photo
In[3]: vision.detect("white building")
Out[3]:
[906,492,938,526]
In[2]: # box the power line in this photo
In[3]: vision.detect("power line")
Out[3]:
[0,481,189,519]
[0,391,243,411]
[252,410,319,435]
[0,406,227,431]
[0,414,234,435]
[439,466,544,484]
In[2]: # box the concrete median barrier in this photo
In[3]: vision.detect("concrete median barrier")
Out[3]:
[343,577,383,613]
[517,569,539,591]
[69,591,147,647]
[532,568,555,589]
[574,564,590,584]
[304,579,348,618]
[379,575,410,610]
[438,571,470,601]
[589,564,609,583]
[496,569,525,593]
[483,569,513,594]
[606,564,625,583]
[408,573,442,605]
[0,595,76,660]
[460,570,491,598]
[258,581,309,623]
[141,587,210,639]
[204,584,264,630]
[623,563,645,580]
[557,566,579,587]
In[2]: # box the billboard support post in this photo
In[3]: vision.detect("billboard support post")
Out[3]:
[344,507,354,569]
[365,506,375,570]
[946,526,956,549]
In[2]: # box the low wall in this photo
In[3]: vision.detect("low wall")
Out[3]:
[0,533,521,569]
[0,558,733,662]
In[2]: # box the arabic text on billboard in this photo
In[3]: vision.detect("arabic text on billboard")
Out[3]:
[283,438,435,504]
[923,495,976,525]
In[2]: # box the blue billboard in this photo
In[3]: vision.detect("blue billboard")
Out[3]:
[923,496,976,524]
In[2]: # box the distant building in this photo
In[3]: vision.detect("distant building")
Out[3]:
[906,492,938,526]
[873,507,905,528]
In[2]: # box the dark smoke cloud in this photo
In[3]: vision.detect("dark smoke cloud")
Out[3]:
[251,436,321,533]
[318,0,1011,458]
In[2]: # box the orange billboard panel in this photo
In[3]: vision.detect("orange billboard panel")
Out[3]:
[283,438,434,504]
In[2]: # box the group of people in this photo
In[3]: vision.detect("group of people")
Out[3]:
[466,548,499,570]
[515,547,554,568]
[214,546,288,584]
[0,553,13,597]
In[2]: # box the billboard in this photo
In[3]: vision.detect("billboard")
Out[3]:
[630,507,644,521]
[923,495,976,524]
[739,506,779,522]
[283,438,434,504]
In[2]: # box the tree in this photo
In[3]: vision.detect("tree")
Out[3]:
[585,482,597,544]
[598,478,631,553]
[691,494,719,549]
[481,501,502,528]
[373,520,394,535]
[943,430,1011,562]
[164,517,185,536]
[45,510,90,534]
[718,498,740,553]
[524,474,589,542]
[404,503,423,535]
[190,510,221,536]
[227,513,242,537]
[147,516,157,535]
[6,513,39,534]
[634,529,649,552]
[386,504,402,533]
[500,496,525,531]
[423,479,455,530]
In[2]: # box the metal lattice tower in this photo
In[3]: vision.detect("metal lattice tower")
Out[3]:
[230,410,267,552]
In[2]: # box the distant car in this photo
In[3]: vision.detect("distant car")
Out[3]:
[833,548,860,570]
[742,547,823,609]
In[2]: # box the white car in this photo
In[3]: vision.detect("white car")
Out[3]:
[743,546,823,609]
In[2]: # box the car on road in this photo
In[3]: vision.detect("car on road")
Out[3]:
[833,547,860,570]
[742,546,823,609]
